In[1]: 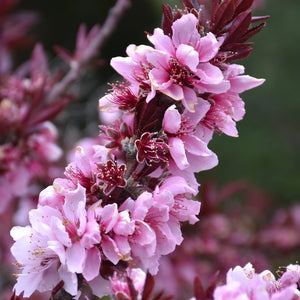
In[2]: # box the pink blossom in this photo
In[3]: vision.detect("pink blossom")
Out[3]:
[203,64,265,137]
[214,263,299,300]
[146,14,229,111]
[163,100,218,172]
[110,268,146,299]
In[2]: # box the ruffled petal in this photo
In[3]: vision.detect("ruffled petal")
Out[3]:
[169,137,189,170]
[176,44,199,72]
[172,13,200,48]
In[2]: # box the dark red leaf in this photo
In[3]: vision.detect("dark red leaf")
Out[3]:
[212,0,235,33]
[53,45,72,62]
[26,97,70,127]
[225,11,252,44]
[251,15,270,23]
[141,272,155,300]
[235,0,254,15]
[206,271,220,299]
[193,276,206,300]
[127,276,138,300]
[181,0,194,9]
[162,4,174,36]
[225,47,253,61]
[222,42,253,51]
[211,0,219,21]
[30,43,48,81]
[239,22,267,42]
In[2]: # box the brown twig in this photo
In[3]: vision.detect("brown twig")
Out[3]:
[46,0,131,104]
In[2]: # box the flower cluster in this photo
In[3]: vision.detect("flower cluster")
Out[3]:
[214,262,300,300]
[10,0,267,298]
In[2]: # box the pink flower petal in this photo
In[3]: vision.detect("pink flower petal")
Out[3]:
[146,49,170,70]
[163,83,184,100]
[196,62,224,84]
[82,247,101,281]
[172,14,200,48]
[230,75,265,93]
[196,32,219,62]
[163,105,181,134]
[147,28,175,56]
[176,44,199,72]
[101,235,120,265]
[66,241,86,273]
[149,68,172,90]
[183,134,211,156]
[169,137,189,170]
[182,86,198,112]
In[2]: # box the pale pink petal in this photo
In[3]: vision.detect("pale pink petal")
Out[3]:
[51,216,72,247]
[230,75,265,93]
[58,265,78,296]
[99,203,119,233]
[196,79,230,94]
[63,184,86,224]
[196,62,224,84]
[186,151,219,173]
[66,241,86,273]
[149,68,172,90]
[176,44,199,72]
[14,269,43,297]
[147,28,175,56]
[185,97,211,124]
[131,191,153,220]
[183,135,211,156]
[114,235,131,258]
[101,235,120,265]
[89,276,111,298]
[163,105,181,134]
[163,83,184,100]
[196,32,219,62]
[160,176,195,195]
[171,14,200,47]
[113,210,135,235]
[110,57,140,83]
[82,247,101,281]
[169,137,189,170]
[182,86,198,112]
[146,49,170,69]
[48,240,66,264]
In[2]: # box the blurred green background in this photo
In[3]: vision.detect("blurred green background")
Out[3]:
[17,0,299,203]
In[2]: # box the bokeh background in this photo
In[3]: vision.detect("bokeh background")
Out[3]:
[16,0,299,203]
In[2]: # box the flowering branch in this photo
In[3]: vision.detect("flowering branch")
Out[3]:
[47,0,131,104]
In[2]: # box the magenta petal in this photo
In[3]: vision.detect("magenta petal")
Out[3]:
[230,75,265,93]
[197,32,219,62]
[172,14,200,48]
[82,247,101,281]
[176,44,199,72]
[169,137,189,170]
[163,105,181,134]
